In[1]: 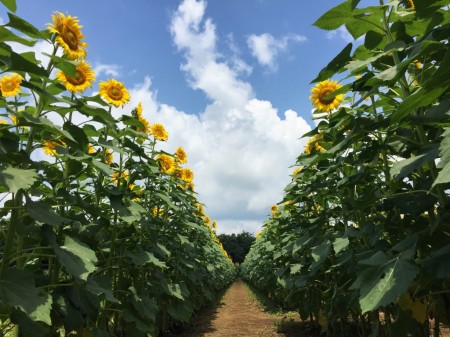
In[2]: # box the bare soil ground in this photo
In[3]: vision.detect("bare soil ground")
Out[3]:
[167,280,304,337]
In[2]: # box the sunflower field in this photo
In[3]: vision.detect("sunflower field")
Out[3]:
[0,1,235,336]
[242,0,450,336]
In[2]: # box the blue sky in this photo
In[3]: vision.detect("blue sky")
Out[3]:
[2,0,358,234]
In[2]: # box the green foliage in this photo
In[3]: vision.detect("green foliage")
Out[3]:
[217,231,255,263]
[242,0,450,336]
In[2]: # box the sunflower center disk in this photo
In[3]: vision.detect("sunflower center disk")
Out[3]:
[108,86,123,100]
[63,28,79,50]
[319,90,335,105]
[67,70,86,85]
[2,81,16,92]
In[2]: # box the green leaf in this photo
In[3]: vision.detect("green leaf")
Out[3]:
[393,49,450,123]
[48,234,98,281]
[359,259,418,313]
[391,145,439,179]
[0,269,52,324]
[359,251,390,266]
[127,250,166,269]
[6,13,43,38]
[313,2,351,30]
[7,50,48,76]
[312,43,353,83]
[27,201,72,226]
[0,166,38,193]
[422,245,450,279]
[22,113,76,141]
[364,30,384,50]
[290,264,302,274]
[311,242,330,263]
[333,237,349,254]
[0,26,35,46]
[167,301,193,322]
[0,0,16,12]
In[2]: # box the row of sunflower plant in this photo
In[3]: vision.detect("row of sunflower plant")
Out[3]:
[242,0,450,336]
[0,1,235,336]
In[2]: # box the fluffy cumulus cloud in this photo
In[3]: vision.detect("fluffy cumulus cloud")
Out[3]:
[141,0,311,234]
[247,33,307,70]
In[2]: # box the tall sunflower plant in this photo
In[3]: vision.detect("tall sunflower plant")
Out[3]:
[0,2,235,337]
[242,0,450,336]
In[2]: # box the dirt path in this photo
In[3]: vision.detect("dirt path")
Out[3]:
[175,280,286,337]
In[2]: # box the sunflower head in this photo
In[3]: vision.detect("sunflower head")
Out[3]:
[304,134,325,154]
[157,154,175,174]
[57,61,95,93]
[310,79,344,112]
[291,167,302,177]
[87,144,96,154]
[104,148,113,164]
[212,220,217,229]
[43,139,66,156]
[49,12,87,60]
[175,146,187,164]
[98,79,130,108]
[151,123,169,141]
[1,74,23,97]
[181,167,194,182]
[133,102,144,119]
[270,204,278,214]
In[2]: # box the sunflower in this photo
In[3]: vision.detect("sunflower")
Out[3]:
[212,220,217,229]
[151,123,169,141]
[49,12,87,60]
[310,79,344,112]
[291,167,302,176]
[104,148,113,164]
[0,120,7,125]
[1,74,23,97]
[133,102,143,119]
[138,116,151,135]
[157,154,175,174]
[112,171,129,185]
[57,61,95,93]
[407,0,415,9]
[43,139,66,156]
[181,167,194,182]
[304,134,325,154]
[270,204,278,214]
[175,146,187,164]
[87,144,96,154]
[98,79,130,108]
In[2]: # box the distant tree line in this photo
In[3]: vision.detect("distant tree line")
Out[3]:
[217,231,255,264]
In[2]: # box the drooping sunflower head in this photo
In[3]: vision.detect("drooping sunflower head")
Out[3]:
[157,154,175,174]
[212,220,217,229]
[98,79,130,108]
[175,146,187,164]
[43,139,66,156]
[310,79,344,112]
[407,0,415,9]
[291,167,302,177]
[49,12,87,60]
[57,61,95,93]
[151,123,169,141]
[1,74,23,97]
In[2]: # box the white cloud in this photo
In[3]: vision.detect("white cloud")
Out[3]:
[326,25,363,43]
[93,63,120,78]
[247,33,307,71]
[150,0,312,234]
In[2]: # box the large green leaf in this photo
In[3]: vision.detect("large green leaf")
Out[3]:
[47,232,98,281]
[0,166,38,193]
[0,0,16,12]
[5,13,43,38]
[422,245,450,279]
[392,49,450,123]
[312,43,353,83]
[0,26,35,46]
[390,145,439,179]
[27,201,72,226]
[313,2,352,30]
[0,269,52,324]
[359,258,418,313]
